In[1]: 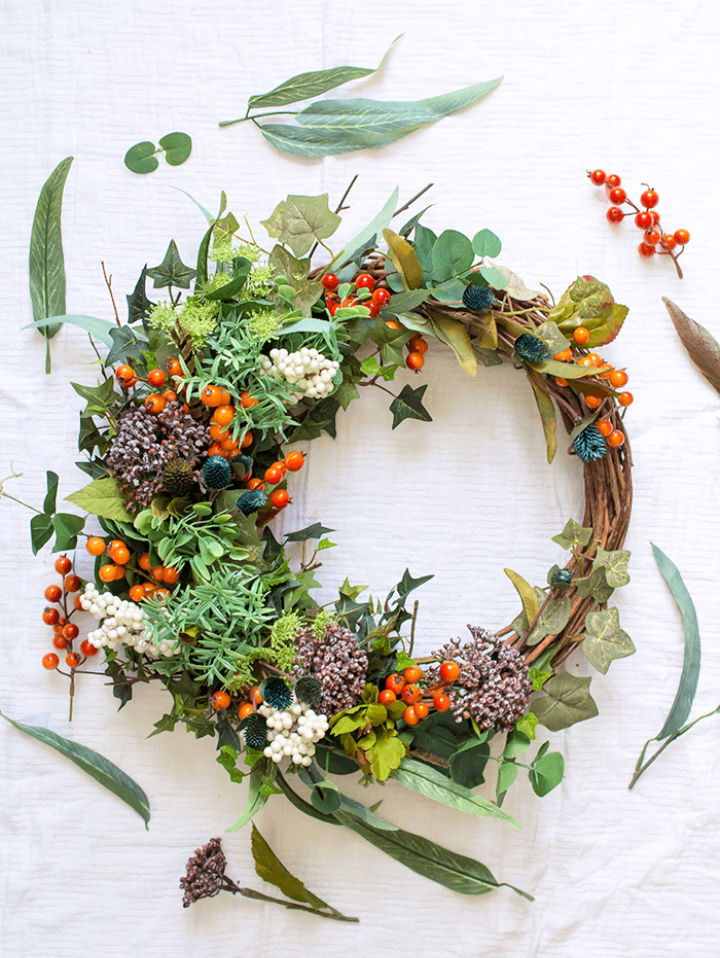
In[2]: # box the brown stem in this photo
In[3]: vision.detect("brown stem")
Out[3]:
[101,262,122,328]
[392,183,434,219]
[222,878,358,922]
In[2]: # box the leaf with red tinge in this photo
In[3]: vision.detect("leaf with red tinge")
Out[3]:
[664,297,720,396]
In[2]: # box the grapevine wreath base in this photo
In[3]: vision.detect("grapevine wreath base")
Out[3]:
[19,171,635,913]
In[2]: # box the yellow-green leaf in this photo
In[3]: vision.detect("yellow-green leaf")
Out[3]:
[383,228,424,289]
[527,372,556,463]
[428,313,477,376]
[504,568,539,625]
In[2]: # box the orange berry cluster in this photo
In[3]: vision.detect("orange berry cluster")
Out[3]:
[40,555,95,671]
[210,685,263,716]
[116,359,188,416]
[321,271,392,318]
[588,170,690,277]
[86,537,178,598]
[201,383,259,459]
[553,344,632,449]
[242,450,305,511]
[380,661,461,726]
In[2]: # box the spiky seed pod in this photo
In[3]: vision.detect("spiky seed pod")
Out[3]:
[514,333,550,364]
[294,675,322,706]
[572,423,608,462]
[237,489,267,515]
[261,677,293,710]
[242,713,268,751]
[462,284,495,312]
[162,457,195,496]
[549,567,573,590]
[201,455,232,489]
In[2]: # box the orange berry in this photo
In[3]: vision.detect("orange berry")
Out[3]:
[264,466,284,485]
[167,359,183,377]
[86,536,106,556]
[241,431,254,449]
[150,565,165,582]
[42,608,60,625]
[609,370,628,388]
[555,377,569,387]
[618,391,634,407]
[212,405,235,426]
[161,566,180,584]
[138,553,151,571]
[284,451,305,472]
[585,395,602,410]
[596,418,613,437]
[247,478,266,491]
[129,584,146,602]
[66,652,81,668]
[52,634,68,650]
[270,488,290,509]
[144,393,166,414]
[662,234,677,250]
[385,320,401,329]
[62,622,79,640]
[142,582,156,595]
[238,702,254,720]
[414,702,429,720]
[115,364,135,383]
[586,353,603,367]
[578,356,595,368]
[98,564,117,583]
[73,594,83,611]
[433,693,452,712]
[110,545,130,565]
[63,575,81,594]
[42,653,59,670]
[554,348,573,362]
[148,368,167,387]
[674,229,690,245]
[439,661,461,683]
[209,423,230,441]
[403,665,422,683]
[378,689,397,705]
[409,335,428,355]
[154,587,171,600]
[406,351,425,370]
[44,584,62,603]
[249,686,263,706]
[384,673,406,695]
[607,429,625,448]
[240,391,259,408]
[221,438,238,451]
[573,326,590,345]
[80,640,98,657]
[54,555,72,575]
[162,389,178,403]
[211,691,231,711]
[208,443,224,457]
[403,706,419,726]
[401,684,422,705]
[219,390,232,406]
[201,385,223,407]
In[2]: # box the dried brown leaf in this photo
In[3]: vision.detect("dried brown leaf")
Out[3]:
[664,297,720,396]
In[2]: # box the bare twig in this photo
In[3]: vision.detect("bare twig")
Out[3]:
[101,262,122,328]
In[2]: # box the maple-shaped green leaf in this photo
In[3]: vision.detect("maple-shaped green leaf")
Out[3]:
[268,244,323,314]
[582,607,635,674]
[593,546,631,588]
[126,266,154,323]
[389,384,432,429]
[65,477,133,522]
[533,672,598,732]
[261,194,341,257]
[527,597,572,646]
[395,568,434,597]
[146,239,196,289]
[552,519,593,551]
[575,567,614,603]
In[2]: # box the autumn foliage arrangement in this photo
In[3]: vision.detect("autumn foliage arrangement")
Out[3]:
[2,161,638,916]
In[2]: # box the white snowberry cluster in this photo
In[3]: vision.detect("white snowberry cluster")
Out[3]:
[258,698,329,766]
[259,346,340,400]
[79,584,177,659]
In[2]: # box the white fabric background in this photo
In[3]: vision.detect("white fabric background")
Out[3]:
[2,0,720,955]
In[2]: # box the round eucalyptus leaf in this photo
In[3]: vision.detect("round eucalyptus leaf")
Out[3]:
[159,131,192,166]
[124,141,159,175]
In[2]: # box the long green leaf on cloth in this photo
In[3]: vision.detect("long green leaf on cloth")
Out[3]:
[29,156,73,372]
[651,544,701,738]
[1,711,150,827]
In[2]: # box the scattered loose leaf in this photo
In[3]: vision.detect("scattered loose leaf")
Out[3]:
[664,297,720,397]
[158,131,192,166]
[124,141,159,174]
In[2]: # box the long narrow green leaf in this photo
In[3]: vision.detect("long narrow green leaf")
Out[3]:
[527,372,557,463]
[227,764,271,832]
[25,314,115,346]
[391,759,518,825]
[244,36,402,111]
[504,568,540,627]
[651,544,702,739]
[1,711,150,827]
[331,187,399,268]
[334,810,531,899]
[29,156,73,372]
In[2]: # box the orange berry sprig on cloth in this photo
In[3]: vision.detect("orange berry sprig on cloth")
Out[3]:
[587,169,690,278]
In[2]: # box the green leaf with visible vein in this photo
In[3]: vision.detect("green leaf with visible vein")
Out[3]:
[651,544,701,739]
[593,546,631,588]
[227,763,272,831]
[552,519,593,551]
[26,314,115,346]
[65,477,133,522]
[389,384,432,429]
[504,568,539,627]
[664,298,720,396]
[255,78,503,157]
[29,156,73,372]
[527,371,556,463]
[1,711,150,827]
[533,672,598,732]
[147,240,196,289]
[582,607,635,674]
[334,810,532,899]
[391,759,518,825]
[262,194,342,257]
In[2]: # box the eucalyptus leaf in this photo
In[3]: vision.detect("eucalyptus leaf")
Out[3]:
[124,141,159,174]
[472,229,502,258]
[1,711,150,827]
[529,750,564,797]
[158,131,192,166]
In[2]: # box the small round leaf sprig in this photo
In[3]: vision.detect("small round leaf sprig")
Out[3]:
[587,169,690,278]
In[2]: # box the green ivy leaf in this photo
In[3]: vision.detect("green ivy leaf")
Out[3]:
[575,566,614,603]
[552,519,593,551]
[268,245,323,314]
[533,672,598,732]
[285,522,334,542]
[593,546,631,588]
[583,607,635,674]
[527,597,571,646]
[126,266,154,323]
[389,384,432,429]
[1,711,150,827]
[124,141,159,174]
[65,477,133,522]
[147,239,196,289]
[158,131,192,166]
[261,194,341,257]
[515,712,538,740]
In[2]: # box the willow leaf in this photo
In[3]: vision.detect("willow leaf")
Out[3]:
[29,156,73,372]
[1,711,149,826]
[664,297,720,396]
[391,759,518,825]
[25,314,115,346]
[383,228,423,289]
[227,764,271,831]
[651,544,701,738]
[504,568,539,626]
[527,372,557,463]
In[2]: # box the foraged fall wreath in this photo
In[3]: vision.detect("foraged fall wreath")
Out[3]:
[12,166,635,914]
